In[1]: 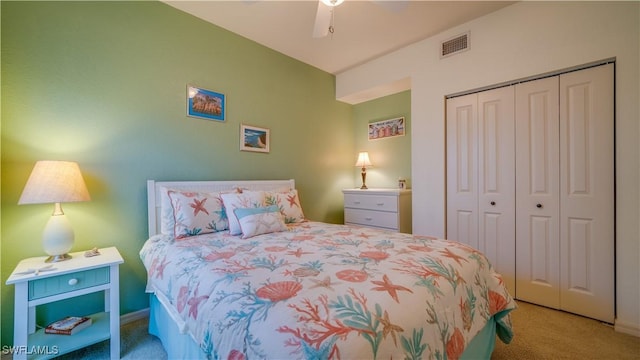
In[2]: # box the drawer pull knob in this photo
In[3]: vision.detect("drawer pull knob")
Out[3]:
[354,201,361,204]
[68,278,79,286]
[365,217,373,221]
[376,203,385,206]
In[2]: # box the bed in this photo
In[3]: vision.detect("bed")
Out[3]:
[140,179,515,359]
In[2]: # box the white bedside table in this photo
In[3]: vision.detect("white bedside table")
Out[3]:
[342,188,412,233]
[6,247,124,360]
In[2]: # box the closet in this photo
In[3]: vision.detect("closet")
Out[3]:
[446,86,516,294]
[446,63,614,323]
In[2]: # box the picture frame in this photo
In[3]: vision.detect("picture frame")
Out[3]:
[240,124,270,153]
[368,116,405,140]
[187,85,225,121]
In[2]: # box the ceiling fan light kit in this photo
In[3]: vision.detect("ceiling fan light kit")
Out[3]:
[314,0,345,38]
[321,0,344,6]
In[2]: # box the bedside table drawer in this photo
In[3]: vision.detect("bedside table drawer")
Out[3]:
[345,208,398,230]
[29,267,110,301]
[344,194,398,212]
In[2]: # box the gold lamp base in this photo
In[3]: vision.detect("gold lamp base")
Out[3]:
[360,167,368,189]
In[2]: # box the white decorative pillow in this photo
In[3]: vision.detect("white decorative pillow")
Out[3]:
[159,186,176,236]
[234,206,287,239]
[220,191,266,235]
[264,189,305,223]
[168,190,228,239]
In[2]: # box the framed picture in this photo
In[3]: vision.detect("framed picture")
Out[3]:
[368,117,405,140]
[187,85,225,121]
[240,124,270,153]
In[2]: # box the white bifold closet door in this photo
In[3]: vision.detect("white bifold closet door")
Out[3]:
[446,86,516,294]
[514,76,561,308]
[515,64,614,323]
[447,64,614,322]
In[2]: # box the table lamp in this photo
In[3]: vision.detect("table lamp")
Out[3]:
[355,152,372,189]
[18,161,91,262]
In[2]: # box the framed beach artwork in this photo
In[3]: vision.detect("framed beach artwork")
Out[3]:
[368,117,405,140]
[240,124,270,153]
[187,85,225,121]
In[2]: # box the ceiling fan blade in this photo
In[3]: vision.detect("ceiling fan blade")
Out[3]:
[312,0,332,38]
[372,0,409,13]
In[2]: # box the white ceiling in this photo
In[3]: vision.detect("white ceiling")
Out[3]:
[164,0,515,75]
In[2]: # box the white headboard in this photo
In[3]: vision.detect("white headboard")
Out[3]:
[147,179,295,237]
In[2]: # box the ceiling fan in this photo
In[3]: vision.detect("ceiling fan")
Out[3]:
[312,0,408,38]
[312,0,345,38]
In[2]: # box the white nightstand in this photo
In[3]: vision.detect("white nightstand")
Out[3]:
[342,188,412,233]
[6,247,124,360]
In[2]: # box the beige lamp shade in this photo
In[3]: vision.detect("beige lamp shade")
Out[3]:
[19,161,91,205]
[354,152,372,168]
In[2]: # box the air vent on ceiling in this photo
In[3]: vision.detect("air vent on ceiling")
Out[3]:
[441,32,470,59]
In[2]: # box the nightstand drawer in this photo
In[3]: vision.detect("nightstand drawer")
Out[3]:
[29,267,110,301]
[345,208,398,230]
[344,194,398,212]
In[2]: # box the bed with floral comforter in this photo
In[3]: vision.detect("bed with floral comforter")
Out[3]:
[140,220,515,360]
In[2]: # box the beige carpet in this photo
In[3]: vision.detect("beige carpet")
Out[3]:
[492,301,640,359]
[0,317,167,360]
[54,317,168,360]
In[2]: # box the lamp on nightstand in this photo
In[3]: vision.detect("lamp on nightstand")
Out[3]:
[355,152,372,190]
[19,161,91,262]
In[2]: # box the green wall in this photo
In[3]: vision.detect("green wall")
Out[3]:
[352,90,411,189]
[0,1,411,346]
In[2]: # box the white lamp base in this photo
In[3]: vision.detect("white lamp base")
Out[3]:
[45,253,72,263]
[42,212,74,263]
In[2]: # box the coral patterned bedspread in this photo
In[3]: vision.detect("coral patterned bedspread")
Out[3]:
[140,221,515,360]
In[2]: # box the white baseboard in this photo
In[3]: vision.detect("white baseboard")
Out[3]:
[120,307,150,325]
[615,320,640,337]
